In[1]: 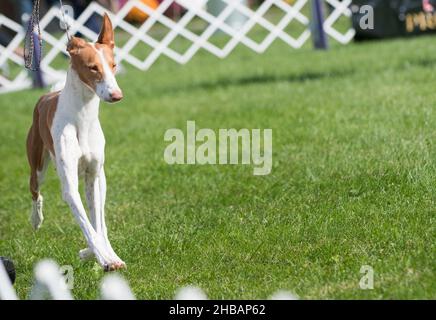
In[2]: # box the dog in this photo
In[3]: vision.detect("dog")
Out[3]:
[26,13,125,271]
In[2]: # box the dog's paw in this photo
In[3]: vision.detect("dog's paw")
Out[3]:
[103,260,127,272]
[103,260,126,272]
[90,237,126,271]
[30,195,44,230]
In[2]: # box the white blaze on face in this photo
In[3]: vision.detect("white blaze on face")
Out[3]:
[94,46,121,102]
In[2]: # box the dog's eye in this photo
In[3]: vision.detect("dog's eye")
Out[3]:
[112,63,117,70]
[89,65,99,72]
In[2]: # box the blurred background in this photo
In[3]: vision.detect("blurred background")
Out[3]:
[2,0,436,93]
[0,1,435,299]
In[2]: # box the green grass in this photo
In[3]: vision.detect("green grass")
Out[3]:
[1,34,436,300]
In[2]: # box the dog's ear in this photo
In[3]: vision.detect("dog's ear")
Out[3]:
[67,36,86,55]
[97,13,114,49]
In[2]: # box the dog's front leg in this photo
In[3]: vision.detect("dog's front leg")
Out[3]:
[79,171,102,261]
[97,168,125,264]
[55,130,120,271]
[82,168,125,268]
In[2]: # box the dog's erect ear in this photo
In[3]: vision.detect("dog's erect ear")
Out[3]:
[67,36,86,55]
[97,13,114,48]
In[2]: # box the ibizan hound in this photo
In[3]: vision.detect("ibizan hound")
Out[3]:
[26,13,125,271]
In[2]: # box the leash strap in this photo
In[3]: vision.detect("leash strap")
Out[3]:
[24,0,42,71]
[24,0,72,71]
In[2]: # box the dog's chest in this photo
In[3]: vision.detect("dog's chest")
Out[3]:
[54,100,104,175]
[76,119,104,174]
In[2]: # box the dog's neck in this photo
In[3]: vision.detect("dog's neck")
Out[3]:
[60,67,100,115]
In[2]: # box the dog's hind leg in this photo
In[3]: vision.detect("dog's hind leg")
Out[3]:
[26,118,50,230]
[32,153,50,230]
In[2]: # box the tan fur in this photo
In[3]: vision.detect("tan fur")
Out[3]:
[67,14,116,91]
[25,12,125,269]
[97,13,115,49]
[26,91,59,200]
[26,14,116,203]
[67,41,116,90]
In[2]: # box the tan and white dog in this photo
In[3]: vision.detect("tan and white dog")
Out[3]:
[26,13,125,271]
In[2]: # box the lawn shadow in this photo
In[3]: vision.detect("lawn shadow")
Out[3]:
[194,69,355,90]
[156,55,436,97]
[409,57,436,68]
[161,69,355,96]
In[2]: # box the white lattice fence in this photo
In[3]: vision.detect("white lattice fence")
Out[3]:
[0,259,298,300]
[0,0,354,94]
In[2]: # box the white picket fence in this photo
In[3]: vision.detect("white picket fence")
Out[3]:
[0,258,298,300]
[0,0,354,94]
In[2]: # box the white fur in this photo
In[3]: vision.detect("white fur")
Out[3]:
[30,194,44,230]
[50,66,124,270]
[51,79,66,93]
[94,47,121,102]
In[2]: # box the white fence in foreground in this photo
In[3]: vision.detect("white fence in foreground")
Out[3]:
[0,259,298,300]
[0,0,354,94]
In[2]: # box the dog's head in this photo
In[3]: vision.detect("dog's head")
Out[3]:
[67,13,123,103]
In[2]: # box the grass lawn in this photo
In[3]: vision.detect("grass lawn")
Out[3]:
[0,33,435,300]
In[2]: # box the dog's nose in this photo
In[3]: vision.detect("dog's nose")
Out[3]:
[110,90,123,102]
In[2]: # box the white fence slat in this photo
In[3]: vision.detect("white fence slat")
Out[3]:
[29,260,73,300]
[0,261,18,300]
[100,274,136,300]
[0,0,355,94]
